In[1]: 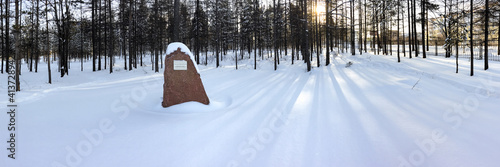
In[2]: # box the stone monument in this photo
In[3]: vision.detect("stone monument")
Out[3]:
[162,42,210,108]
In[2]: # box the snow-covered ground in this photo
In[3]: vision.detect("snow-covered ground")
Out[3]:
[1,50,499,167]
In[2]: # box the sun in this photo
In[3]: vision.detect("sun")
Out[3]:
[315,2,326,15]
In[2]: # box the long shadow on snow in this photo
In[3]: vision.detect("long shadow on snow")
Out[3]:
[327,57,416,165]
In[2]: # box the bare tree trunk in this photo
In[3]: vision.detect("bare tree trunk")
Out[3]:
[0,1,3,74]
[363,0,367,53]
[358,0,362,55]
[470,0,473,76]
[104,0,107,70]
[4,0,9,73]
[215,0,220,68]
[46,0,51,83]
[397,0,401,62]
[303,0,310,71]
[154,0,159,73]
[484,0,488,70]
[413,0,418,57]
[98,0,102,71]
[426,4,429,51]
[14,0,20,91]
[325,0,330,66]
[350,0,355,55]
[422,0,426,58]
[273,0,278,71]
[92,0,96,71]
[128,0,133,70]
[109,0,113,73]
[408,0,412,58]
[173,0,180,42]
[402,2,405,57]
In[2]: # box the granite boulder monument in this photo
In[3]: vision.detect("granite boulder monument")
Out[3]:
[162,43,210,108]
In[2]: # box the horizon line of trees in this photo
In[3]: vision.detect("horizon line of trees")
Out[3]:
[0,0,499,90]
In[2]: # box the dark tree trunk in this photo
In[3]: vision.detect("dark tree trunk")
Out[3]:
[350,0,355,55]
[397,0,401,62]
[413,0,418,57]
[173,0,180,42]
[14,0,20,91]
[108,0,113,73]
[470,0,473,76]
[0,0,3,74]
[154,0,159,73]
[128,0,133,70]
[303,0,310,71]
[358,0,362,55]
[402,2,405,57]
[364,0,367,53]
[408,0,412,58]
[215,0,220,68]
[325,0,330,66]
[92,0,96,71]
[46,0,51,83]
[422,0,426,58]
[4,0,9,73]
[484,0,488,70]
[98,0,102,71]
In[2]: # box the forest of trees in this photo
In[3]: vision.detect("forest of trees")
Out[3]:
[0,0,499,90]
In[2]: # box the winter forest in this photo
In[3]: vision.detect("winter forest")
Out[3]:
[1,0,499,87]
[1,0,500,166]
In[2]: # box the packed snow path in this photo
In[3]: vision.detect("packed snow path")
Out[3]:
[1,53,499,167]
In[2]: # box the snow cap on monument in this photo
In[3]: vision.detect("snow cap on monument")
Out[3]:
[166,42,199,73]
[162,42,210,108]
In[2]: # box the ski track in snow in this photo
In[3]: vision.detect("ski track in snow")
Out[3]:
[1,52,499,167]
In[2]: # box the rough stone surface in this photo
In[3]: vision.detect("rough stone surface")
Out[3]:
[162,48,210,108]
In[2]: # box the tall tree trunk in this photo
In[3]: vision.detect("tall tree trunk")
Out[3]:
[421,0,426,58]
[98,0,102,71]
[109,0,113,73]
[128,0,133,70]
[46,0,51,83]
[382,0,385,55]
[195,0,200,64]
[120,0,126,70]
[173,0,180,42]
[253,0,258,70]
[30,7,34,72]
[363,0,367,53]
[470,0,473,76]
[80,1,84,71]
[35,0,40,73]
[14,0,19,91]
[397,0,401,62]
[0,0,3,74]
[104,0,107,70]
[408,0,412,58]
[426,4,429,51]
[358,0,362,55]
[215,0,220,68]
[273,0,278,71]
[315,0,319,67]
[303,0,310,71]
[4,0,9,73]
[325,0,330,66]
[413,0,418,57]
[484,0,488,70]
[402,2,405,57]
[350,0,355,55]
[444,0,449,58]
[92,0,97,71]
[376,13,380,55]
[154,0,159,73]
